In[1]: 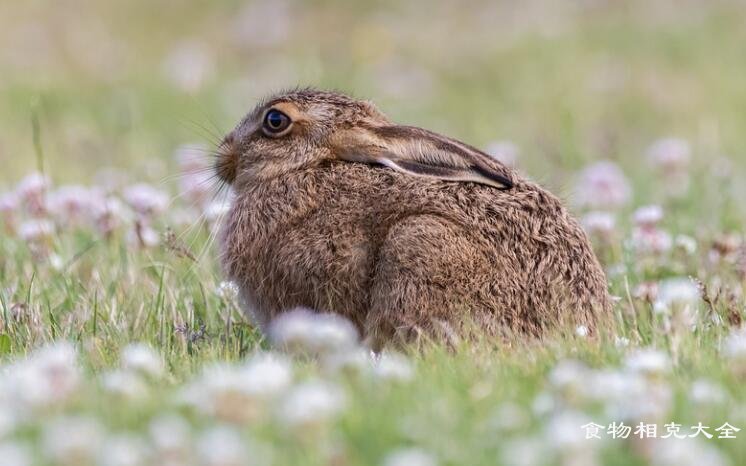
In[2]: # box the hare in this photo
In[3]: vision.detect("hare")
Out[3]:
[216,88,610,347]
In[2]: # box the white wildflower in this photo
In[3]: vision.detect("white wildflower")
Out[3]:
[689,379,727,405]
[584,368,645,403]
[149,414,192,463]
[42,416,104,466]
[656,278,700,308]
[633,205,664,227]
[674,234,697,255]
[531,391,556,417]
[631,226,672,254]
[182,353,292,423]
[722,327,746,376]
[624,348,671,377]
[268,308,359,355]
[581,211,616,239]
[0,442,32,466]
[382,447,438,466]
[575,161,631,209]
[7,341,81,411]
[0,404,19,439]
[488,402,530,432]
[575,325,589,337]
[322,347,374,376]
[372,352,414,382]
[723,327,746,359]
[243,351,294,392]
[18,219,54,242]
[614,336,630,348]
[277,380,347,429]
[121,343,164,378]
[217,280,239,301]
[549,359,590,394]
[98,434,150,466]
[649,438,727,466]
[101,369,149,399]
[501,437,547,466]
[545,410,594,450]
[196,426,248,466]
[654,278,701,327]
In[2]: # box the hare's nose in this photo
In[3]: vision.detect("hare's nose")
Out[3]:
[215,133,239,185]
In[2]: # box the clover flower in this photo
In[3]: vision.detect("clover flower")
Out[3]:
[196,426,249,466]
[122,183,169,218]
[268,308,359,356]
[5,341,81,412]
[182,352,293,423]
[42,416,104,466]
[121,343,164,379]
[383,447,439,466]
[575,161,631,209]
[276,380,347,429]
[647,137,691,172]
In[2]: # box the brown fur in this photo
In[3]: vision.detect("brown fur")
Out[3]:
[216,88,611,348]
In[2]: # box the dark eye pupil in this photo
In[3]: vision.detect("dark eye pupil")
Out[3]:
[266,110,286,130]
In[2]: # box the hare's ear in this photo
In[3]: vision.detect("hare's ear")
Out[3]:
[333,125,513,190]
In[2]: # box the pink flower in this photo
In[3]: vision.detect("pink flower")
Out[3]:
[18,219,55,243]
[581,211,616,240]
[122,184,169,218]
[575,161,631,209]
[16,172,50,216]
[47,185,97,225]
[0,191,19,230]
[633,205,664,228]
[647,137,691,172]
[632,227,672,254]
[127,222,160,248]
[91,196,131,237]
[0,191,18,214]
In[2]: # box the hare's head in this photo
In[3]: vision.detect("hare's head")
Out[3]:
[216,88,514,190]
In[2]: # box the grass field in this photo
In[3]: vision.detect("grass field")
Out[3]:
[1,1,746,465]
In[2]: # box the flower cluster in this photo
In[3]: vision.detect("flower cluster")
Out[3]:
[0,149,230,262]
[0,332,418,466]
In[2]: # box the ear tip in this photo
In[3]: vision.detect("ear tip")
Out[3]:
[472,165,515,190]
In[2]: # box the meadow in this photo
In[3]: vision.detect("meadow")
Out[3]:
[1,1,746,465]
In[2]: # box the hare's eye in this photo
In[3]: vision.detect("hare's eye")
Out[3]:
[262,109,292,135]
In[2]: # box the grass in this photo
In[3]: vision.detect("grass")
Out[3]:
[1,1,746,465]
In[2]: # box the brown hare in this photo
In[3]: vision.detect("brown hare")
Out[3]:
[216,88,610,348]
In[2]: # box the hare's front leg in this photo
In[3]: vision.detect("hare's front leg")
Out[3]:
[365,215,489,348]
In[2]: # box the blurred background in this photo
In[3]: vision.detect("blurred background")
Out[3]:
[1,0,746,214]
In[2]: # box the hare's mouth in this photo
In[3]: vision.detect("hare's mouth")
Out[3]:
[215,134,238,185]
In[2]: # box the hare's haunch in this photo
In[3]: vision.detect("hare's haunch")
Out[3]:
[216,88,610,347]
